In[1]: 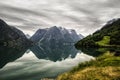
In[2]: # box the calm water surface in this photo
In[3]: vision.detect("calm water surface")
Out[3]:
[0,45,95,80]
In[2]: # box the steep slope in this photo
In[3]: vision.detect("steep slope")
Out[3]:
[0,19,32,50]
[75,18,120,48]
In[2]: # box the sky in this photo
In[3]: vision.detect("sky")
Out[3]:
[0,0,120,36]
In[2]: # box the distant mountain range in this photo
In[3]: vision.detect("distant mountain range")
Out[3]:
[30,26,83,46]
[75,18,120,48]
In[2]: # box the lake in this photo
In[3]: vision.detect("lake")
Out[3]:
[1,45,113,80]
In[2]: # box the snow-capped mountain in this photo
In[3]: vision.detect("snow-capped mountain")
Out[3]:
[30,26,83,46]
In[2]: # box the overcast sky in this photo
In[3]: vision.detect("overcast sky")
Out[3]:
[0,0,120,36]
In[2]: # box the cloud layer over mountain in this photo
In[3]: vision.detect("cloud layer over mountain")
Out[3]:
[0,0,120,36]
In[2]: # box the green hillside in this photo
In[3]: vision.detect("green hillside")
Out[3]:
[57,52,120,80]
[75,18,120,48]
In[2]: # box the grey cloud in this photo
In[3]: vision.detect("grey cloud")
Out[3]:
[103,0,120,8]
[0,0,120,36]
[0,13,25,22]
[0,4,52,30]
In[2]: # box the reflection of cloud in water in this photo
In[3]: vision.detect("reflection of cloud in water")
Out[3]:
[0,51,94,80]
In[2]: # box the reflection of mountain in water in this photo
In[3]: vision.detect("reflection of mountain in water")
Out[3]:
[0,46,27,68]
[30,45,79,62]
[0,41,79,69]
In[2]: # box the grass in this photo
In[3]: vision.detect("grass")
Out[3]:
[96,36,110,46]
[57,52,120,80]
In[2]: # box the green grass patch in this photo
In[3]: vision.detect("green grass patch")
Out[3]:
[96,36,110,46]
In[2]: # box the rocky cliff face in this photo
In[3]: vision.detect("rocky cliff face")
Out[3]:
[0,19,32,50]
[30,26,83,46]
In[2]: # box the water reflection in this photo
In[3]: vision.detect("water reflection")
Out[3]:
[0,51,93,80]
[0,44,94,80]
[0,44,80,69]
[0,43,119,80]
[0,46,27,68]
[30,44,78,61]
[79,47,120,57]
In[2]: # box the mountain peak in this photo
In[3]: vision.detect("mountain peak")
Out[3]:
[50,26,58,29]
[49,26,60,30]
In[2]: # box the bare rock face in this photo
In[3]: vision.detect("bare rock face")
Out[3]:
[0,19,32,50]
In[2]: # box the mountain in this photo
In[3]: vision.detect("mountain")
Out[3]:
[75,18,120,48]
[0,19,32,50]
[30,26,83,46]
